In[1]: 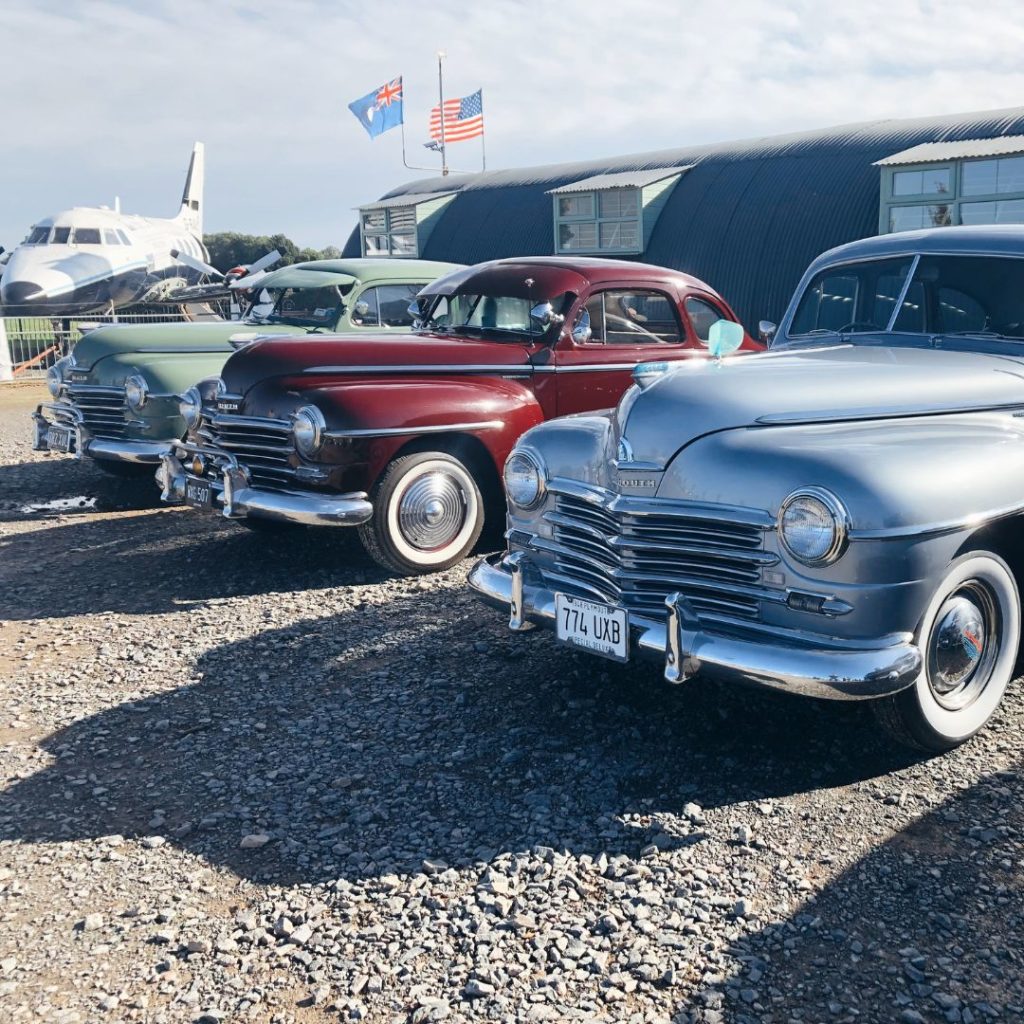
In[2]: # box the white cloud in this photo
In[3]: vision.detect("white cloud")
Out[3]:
[3,0,1024,249]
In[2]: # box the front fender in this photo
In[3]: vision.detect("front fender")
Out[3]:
[289,377,546,490]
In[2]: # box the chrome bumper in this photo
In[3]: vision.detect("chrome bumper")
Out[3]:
[159,443,373,527]
[32,403,169,464]
[467,552,922,701]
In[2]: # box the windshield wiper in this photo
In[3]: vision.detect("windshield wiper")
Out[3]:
[941,330,1021,341]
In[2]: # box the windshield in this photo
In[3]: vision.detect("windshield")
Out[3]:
[422,292,567,339]
[790,253,1024,341]
[264,286,342,327]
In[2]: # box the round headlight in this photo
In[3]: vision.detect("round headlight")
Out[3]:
[124,374,148,411]
[504,450,546,510]
[179,386,202,430]
[778,488,848,566]
[47,356,71,399]
[292,405,325,457]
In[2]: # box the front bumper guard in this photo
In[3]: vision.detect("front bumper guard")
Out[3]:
[468,551,922,701]
[32,403,169,464]
[159,442,373,528]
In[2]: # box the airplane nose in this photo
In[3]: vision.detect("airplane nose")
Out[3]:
[0,279,46,311]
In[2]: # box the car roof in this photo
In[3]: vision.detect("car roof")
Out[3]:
[421,256,723,300]
[810,224,1024,270]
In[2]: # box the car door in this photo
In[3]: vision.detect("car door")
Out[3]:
[551,285,694,416]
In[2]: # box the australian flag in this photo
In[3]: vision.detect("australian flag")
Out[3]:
[348,77,403,139]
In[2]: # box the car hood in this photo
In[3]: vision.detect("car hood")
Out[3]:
[70,320,308,371]
[617,343,1024,468]
[221,332,537,396]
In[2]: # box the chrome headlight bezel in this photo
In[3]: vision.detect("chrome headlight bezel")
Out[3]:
[504,449,547,510]
[179,386,203,431]
[778,486,849,567]
[47,356,71,399]
[124,374,149,411]
[292,405,326,458]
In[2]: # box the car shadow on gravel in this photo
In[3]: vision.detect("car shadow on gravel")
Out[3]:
[0,456,164,520]
[682,756,1024,1023]
[0,590,925,888]
[0,509,388,620]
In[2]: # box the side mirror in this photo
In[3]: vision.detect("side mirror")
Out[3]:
[530,301,565,328]
[707,319,745,358]
[407,300,422,320]
[571,308,592,344]
[758,320,777,344]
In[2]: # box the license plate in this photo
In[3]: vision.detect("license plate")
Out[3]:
[184,475,213,510]
[555,593,629,662]
[46,426,72,453]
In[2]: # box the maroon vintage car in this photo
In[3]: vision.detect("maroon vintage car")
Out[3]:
[159,257,760,574]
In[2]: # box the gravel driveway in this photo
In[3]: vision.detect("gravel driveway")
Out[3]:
[1,381,1022,1024]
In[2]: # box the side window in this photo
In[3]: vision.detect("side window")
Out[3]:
[103,229,120,245]
[351,287,380,326]
[603,289,682,345]
[580,293,606,342]
[684,296,727,343]
[375,284,426,327]
[117,229,132,246]
[52,227,71,244]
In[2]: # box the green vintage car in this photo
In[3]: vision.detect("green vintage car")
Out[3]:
[32,258,461,476]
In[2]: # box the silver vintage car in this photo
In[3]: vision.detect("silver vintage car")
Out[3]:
[469,225,1024,752]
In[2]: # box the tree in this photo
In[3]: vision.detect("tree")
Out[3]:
[202,232,345,273]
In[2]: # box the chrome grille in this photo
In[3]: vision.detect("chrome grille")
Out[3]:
[540,492,776,622]
[67,384,127,439]
[199,412,296,486]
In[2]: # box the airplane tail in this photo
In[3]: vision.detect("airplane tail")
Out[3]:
[177,142,204,235]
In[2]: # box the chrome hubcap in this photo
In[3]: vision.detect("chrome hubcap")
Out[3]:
[398,470,468,551]
[927,584,997,711]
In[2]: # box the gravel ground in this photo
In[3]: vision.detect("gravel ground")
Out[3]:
[1,380,1022,1024]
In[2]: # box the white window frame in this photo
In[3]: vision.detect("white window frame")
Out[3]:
[553,187,643,255]
[359,205,419,258]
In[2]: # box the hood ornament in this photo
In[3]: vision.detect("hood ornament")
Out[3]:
[616,437,634,464]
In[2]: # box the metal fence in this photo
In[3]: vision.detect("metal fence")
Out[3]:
[0,302,230,382]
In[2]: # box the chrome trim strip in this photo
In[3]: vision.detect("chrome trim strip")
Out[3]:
[303,364,530,375]
[756,400,1024,426]
[325,419,504,440]
[468,553,922,701]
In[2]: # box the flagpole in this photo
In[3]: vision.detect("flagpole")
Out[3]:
[480,90,486,171]
[437,50,449,177]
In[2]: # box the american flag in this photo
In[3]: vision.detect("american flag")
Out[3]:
[429,90,484,143]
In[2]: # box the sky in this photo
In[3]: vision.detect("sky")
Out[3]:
[4,0,1024,252]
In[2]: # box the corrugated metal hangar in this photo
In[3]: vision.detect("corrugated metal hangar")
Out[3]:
[343,106,1024,330]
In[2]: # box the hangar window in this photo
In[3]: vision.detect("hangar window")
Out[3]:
[548,168,688,257]
[361,206,417,257]
[877,139,1024,233]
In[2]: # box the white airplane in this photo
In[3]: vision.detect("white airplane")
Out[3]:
[0,142,225,316]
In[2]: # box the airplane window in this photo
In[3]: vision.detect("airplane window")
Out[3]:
[117,230,132,245]
[103,229,120,245]
[72,228,102,244]
[26,227,50,245]
[52,227,71,244]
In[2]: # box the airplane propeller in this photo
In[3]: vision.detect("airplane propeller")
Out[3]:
[169,248,282,288]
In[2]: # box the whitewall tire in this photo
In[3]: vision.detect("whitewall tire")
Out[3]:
[359,451,484,575]
[873,551,1020,752]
